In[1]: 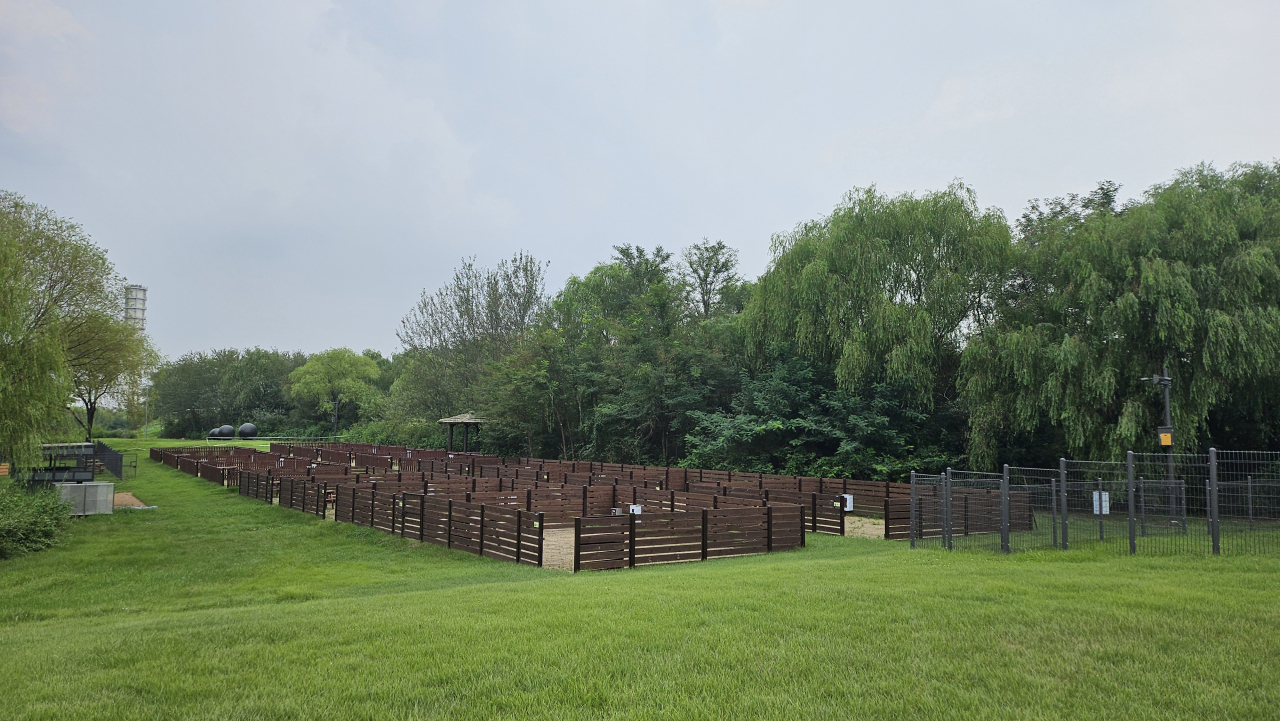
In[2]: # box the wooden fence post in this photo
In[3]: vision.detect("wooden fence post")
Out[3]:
[516,509,523,565]
[478,504,485,555]
[419,494,425,541]
[582,486,588,517]
[629,512,636,568]
[538,512,545,568]
[447,499,453,549]
[573,517,582,573]
[767,505,773,551]
[701,508,709,560]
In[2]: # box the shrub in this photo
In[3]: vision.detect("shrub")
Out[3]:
[0,479,71,559]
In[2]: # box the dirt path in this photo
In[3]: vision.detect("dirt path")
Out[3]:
[541,528,575,571]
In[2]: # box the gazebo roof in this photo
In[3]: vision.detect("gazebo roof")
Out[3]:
[437,412,488,425]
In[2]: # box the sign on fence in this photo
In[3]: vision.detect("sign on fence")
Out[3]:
[1092,491,1110,515]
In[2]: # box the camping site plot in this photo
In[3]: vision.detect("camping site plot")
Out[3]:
[1,438,1277,719]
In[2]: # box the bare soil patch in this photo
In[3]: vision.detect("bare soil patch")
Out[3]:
[541,528,574,571]
[114,492,147,508]
[844,515,885,539]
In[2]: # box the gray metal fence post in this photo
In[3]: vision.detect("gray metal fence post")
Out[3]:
[1000,464,1010,553]
[1096,477,1105,541]
[1209,447,1220,555]
[909,471,917,549]
[1247,475,1253,531]
[1180,479,1187,535]
[1059,457,1069,550]
[1050,468,1058,549]
[1127,451,1136,555]
[1139,477,1146,537]
[944,468,953,550]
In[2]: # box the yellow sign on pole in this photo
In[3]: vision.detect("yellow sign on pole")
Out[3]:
[1159,432,1173,447]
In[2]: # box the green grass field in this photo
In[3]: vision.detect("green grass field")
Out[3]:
[2,440,1278,719]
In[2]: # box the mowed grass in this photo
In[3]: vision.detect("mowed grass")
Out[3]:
[1,441,1277,719]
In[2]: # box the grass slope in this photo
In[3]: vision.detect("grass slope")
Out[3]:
[1,441,1277,719]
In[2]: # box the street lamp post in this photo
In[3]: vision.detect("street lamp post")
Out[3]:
[1140,365,1175,482]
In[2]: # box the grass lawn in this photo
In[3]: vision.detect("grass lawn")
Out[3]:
[1,440,1277,719]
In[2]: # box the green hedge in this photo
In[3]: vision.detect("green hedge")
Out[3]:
[0,479,71,559]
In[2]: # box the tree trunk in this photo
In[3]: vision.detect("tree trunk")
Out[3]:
[84,399,97,442]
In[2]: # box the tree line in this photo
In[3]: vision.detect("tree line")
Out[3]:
[148,161,1280,478]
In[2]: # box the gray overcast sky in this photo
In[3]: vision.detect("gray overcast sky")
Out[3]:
[3,1,1277,359]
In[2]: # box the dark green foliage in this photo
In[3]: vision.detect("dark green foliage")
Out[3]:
[962,163,1280,467]
[0,479,70,559]
[475,245,743,463]
[746,183,1011,405]
[682,347,958,480]
[152,348,308,437]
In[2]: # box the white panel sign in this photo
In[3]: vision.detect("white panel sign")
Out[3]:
[1092,491,1110,515]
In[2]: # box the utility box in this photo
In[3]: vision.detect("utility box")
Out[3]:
[839,494,855,512]
[54,482,115,516]
[611,505,642,515]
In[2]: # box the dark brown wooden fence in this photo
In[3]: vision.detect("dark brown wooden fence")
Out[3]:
[574,504,806,571]
[397,495,543,566]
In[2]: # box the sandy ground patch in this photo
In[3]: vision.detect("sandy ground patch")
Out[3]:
[541,528,575,571]
[844,515,885,539]
[114,492,148,508]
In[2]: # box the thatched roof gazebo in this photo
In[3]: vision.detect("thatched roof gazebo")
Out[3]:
[437,413,487,453]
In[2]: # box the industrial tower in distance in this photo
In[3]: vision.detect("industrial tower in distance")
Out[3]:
[125,285,147,330]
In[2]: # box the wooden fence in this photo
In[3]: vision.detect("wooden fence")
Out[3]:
[575,504,805,571]
[884,488,1035,540]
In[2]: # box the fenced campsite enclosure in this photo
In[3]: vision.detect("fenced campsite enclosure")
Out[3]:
[903,450,1280,555]
[152,441,1279,565]
[152,443,889,571]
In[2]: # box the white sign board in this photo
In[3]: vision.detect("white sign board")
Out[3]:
[1092,490,1110,515]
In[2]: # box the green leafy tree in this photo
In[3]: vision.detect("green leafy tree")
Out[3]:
[681,239,742,318]
[65,312,158,440]
[288,348,381,433]
[1,190,149,463]
[961,163,1280,466]
[745,183,1011,407]
[682,346,954,480]
[479,244,742,463]
[391,252,548,435]
[151,348,308,437]
[0,226,67,469]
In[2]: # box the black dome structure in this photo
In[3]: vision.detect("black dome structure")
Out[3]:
[238,423,258,439]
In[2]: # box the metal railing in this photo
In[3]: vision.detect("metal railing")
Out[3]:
[910,449,1280,556]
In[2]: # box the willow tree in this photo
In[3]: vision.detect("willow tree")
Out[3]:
[745,183,1012,408]
[0,229,67,469]
[961,163,1280,467]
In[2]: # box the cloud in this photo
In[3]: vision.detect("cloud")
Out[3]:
[0,0,92,132]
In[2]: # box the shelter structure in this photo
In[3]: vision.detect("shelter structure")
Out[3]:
[437,413,487,453]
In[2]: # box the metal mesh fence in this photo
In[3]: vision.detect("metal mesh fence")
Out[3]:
[1214,451,1280,555]
[910,449,1280,556]
[1006,466,1058,552]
